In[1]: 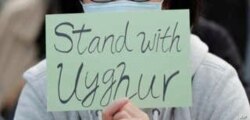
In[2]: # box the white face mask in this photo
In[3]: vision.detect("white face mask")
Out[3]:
[81,0,162,13]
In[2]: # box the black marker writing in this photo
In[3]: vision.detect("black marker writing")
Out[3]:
[54,21,133,55]
[138,22,181,53]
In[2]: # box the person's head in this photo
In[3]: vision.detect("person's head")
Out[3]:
[49,0,200,25]
[81,0,162,4]
[79,0,200,25]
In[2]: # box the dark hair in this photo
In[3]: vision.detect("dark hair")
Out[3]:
[36,0,83,59]
[56,0,200,24]
[163,0,200,25]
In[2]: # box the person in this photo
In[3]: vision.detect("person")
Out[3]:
[192,17,250,101]
[245,1,250,100]
[14,0,250,120]
[192,17,247,89]
[0,0,46,119]
[201,0,247,59]
[246,37,250,100]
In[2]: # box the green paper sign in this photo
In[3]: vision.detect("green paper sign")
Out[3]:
[46,10,191,111]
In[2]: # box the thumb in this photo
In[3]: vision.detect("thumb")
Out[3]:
[102,98,129,120]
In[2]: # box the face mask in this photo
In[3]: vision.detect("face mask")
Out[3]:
[81,0,162,13]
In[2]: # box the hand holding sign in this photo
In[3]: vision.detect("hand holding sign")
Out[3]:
[102,98,149,120]
[46,10,191,111]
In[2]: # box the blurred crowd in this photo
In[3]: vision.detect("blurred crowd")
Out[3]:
[0,0,249,120]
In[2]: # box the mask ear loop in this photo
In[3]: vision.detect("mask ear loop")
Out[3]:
[80,0,85,12]
[159,0,164,9]
[80,0,85,5]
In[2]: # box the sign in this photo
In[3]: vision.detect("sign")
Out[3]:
[46,10,191,111]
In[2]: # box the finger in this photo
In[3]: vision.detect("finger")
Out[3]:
[113,111,131,120]
[121,101,149,119]
[118,118,140,120]
[121,101,140,117]
[102,98,129,120]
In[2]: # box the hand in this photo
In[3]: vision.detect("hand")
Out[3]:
[102,98,149,120]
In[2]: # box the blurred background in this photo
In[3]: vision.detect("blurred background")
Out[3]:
[0,0,249,120]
